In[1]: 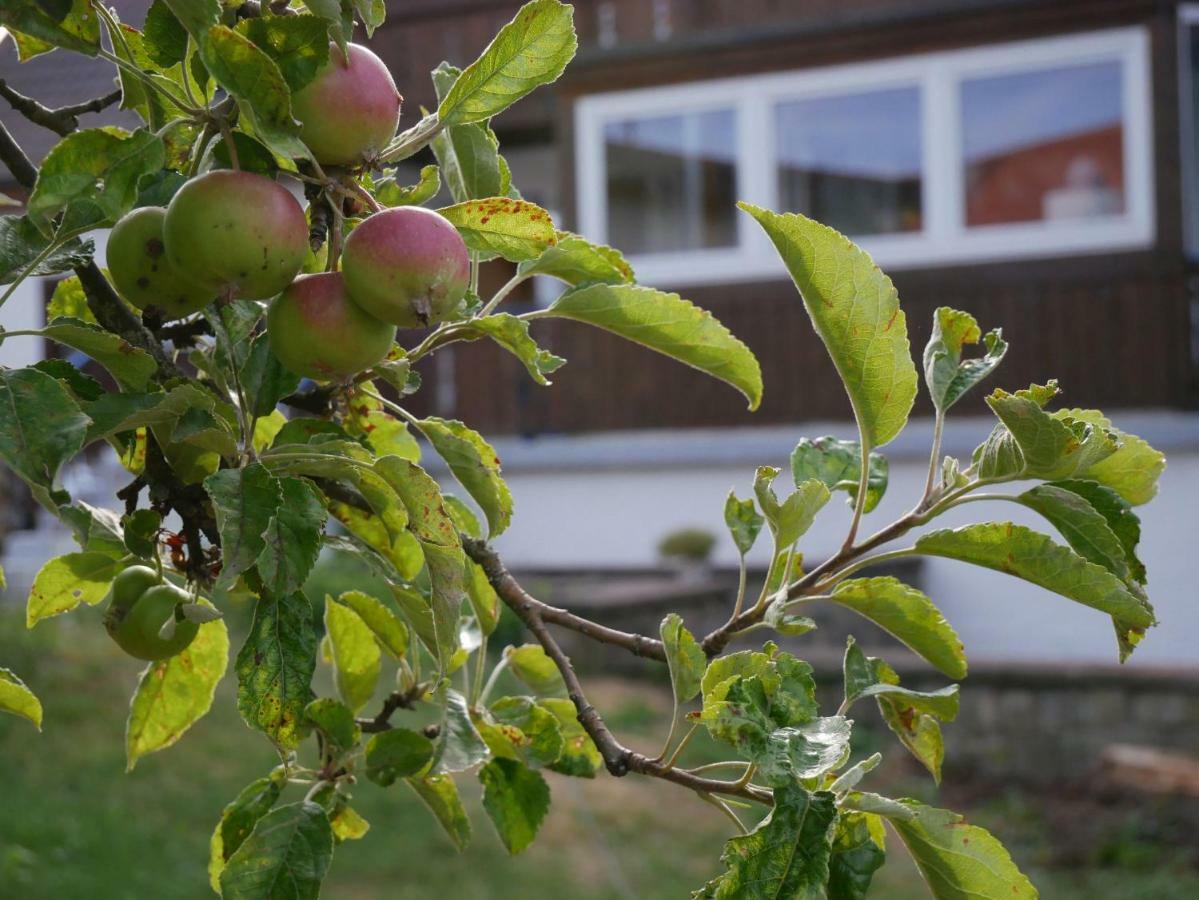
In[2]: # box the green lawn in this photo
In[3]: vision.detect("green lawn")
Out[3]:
[3,607,1196,899]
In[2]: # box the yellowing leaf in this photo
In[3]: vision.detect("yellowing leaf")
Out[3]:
[0,667,43,730]
[126,612,230,770]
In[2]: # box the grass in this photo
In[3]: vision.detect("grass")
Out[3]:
[3,604,1198,899]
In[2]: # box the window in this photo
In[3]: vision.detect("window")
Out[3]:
[575,28,1153,286]
[604,109,738,253]
[961,62,1125,228]
[776,86,923,236]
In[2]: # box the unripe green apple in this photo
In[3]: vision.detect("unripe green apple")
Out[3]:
[163,170,308,300]
[292,42,401,166]
[107,207,215,319]
[341,207,470,328]
[104,567,199,661]
[266,272,396,380]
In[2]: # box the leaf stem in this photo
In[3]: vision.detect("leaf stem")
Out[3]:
[661,721,700,770]
[477,649,511,707]
[921,411,945,507]
[477,272,528,318]
[729,553,748,620]
[843,439,871,551]
[696,791,749,835]
[0,235,71,309]
[94,48,197,117]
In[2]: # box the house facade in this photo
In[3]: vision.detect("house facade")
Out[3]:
[2,1,1197,667]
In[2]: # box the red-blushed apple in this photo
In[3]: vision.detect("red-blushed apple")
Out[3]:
[106,207,214,319]
[266,271,396,380]
[163,170,308,300]
[291,42,402,166]
[341,206,470,328]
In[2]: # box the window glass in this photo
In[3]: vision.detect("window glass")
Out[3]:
[961,61,1125,227]
[776,86,923,235]
[603,109,737,254]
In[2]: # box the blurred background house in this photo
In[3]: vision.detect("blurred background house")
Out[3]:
[3,3,1199,896]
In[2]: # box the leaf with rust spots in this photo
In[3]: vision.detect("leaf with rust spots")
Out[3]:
[235,592,316,749]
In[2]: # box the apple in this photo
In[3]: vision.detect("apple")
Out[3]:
[106,207,215,319]
[266,272,396,380]
[103,566,199,661]
[163,170,307,300]
[292,42,402,166]
[341,206,470,328]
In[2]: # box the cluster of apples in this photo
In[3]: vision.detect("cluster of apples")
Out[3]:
[105,42,470,383]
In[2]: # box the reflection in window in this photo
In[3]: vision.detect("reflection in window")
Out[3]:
[604,110,737,254]
[776,87,923,236]
[962,62,1125,227]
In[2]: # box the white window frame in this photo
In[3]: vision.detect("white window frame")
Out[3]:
[575,27,1154,287]
[1178,6,1199,258]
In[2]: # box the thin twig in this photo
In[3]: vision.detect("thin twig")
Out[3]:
[0,80,121,137]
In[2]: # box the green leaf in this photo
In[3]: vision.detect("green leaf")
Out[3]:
[479,758,550,855]
[46,274,96,325]
[329,801,370,842]
[365,728,435,786]
[756,717,852,786]
[540,697,602,778]
[456,313,566,386]
[432,688,489,773]
[324,595,381,712]
[828,812,886,900]
[126,611,230,770]
[0,366,90,511]
[375,165,441,207]
[694,784,836,899]
[161,0,219,40]
[243,332,303,418]
[481,696,565,769]
[739,203,917,449]
[219,801,334,900]
[144,1,188,67]
[754,467,830,548]
[121,509,161,559]
[981,385,1119,480]
[437,0,576,127]
[660,613,706,704]
[259,477,327,597]
[416,417,512,536]
[869,800,1037,899]
[407,773,471,851]
[40,317,157,391]
[235,592,317,750]
[200,25,307,160]
[374,457,465,667]
[506,644,566,696]
[26,552,121,628]
[842,639,955,782]
[518,232,634,286]
[428,65,509,204]
[334,590,408,660]
[915,524,1154,630]
[439,198,557,262]
[464,558,500,636]
[0,0,100,56]
[826,577,967,680]
[237,14,331,93]
[302,698,360,752]
[205,463,282,589]
[1048,479,1145,584]
[29,128,165,234]
[0,668,43,730]
[701,648,819,753]
[345,389,420,462]
[33,358,103,402]
[209,773,285,892]
[1056,408,1165,506]
[791,436,888,514]
[0,215,94,283]
[1016,484,1133,584]
[301,0,354,53]
[723,490,764,556]
[547,283,762,410]
[923,307,1007,413]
